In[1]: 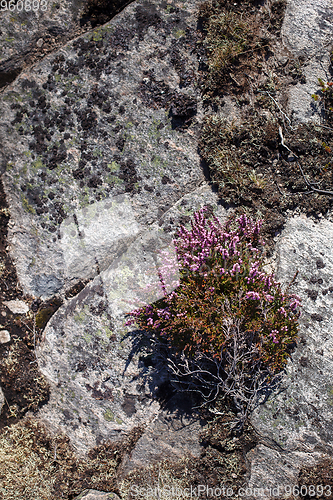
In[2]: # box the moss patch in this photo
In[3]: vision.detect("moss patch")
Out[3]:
[198,0,285,99]
[0,418,143,500]
[119,402,258,499]
[197,1,333,251]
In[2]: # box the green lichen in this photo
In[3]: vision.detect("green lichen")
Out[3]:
[104,327,115,339]
[21,196,35,214]
[93,148,103,158]
[103,409,115,422]
[31,157,45,172]
[107,161,120,173]
[74,308,88,324]
[82,332,92,343]
[173,29,186,38]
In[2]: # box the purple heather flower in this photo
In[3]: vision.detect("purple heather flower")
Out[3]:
[278,307,287,317]
[269,330,279,343]
[245,291,261,300]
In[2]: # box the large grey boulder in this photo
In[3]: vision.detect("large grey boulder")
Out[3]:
[282,0,333,123]
[248,215,333,495]
[0,0,133,87]
[1,0,206,300]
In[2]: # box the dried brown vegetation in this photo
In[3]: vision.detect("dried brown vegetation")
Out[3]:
[198,0,333,251]
[0,417,143,500]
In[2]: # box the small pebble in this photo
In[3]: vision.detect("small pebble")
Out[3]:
[3,300,29,314]
[0,330,10,344]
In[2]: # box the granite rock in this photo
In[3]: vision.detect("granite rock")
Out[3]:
[248,215,333,495]
[282,0,333,123]
[0,0,133,88]
[1,0,206,300]
[74,490,121,500]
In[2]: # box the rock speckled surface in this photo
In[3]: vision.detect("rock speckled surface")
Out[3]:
[1,0,206,300]
[282,0,333,123]
[1,0,333,495]
[248,216,333,494]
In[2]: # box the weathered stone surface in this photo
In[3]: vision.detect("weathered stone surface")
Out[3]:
[119,393,204,475]
[36,286,160,454]
[1,0,206,300]
[3,299,29,314]
[0,329,11,343]
[74,490,120,500]
[247,445,323,499]
[248,215,333,493]
[59,195,141,285]
[0,0,133,88]
[282,0,333,123]
[0,0,85,81]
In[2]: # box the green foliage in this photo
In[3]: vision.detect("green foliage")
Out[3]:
[128,209,301,376]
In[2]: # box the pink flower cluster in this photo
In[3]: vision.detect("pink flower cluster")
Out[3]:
[269,330,279,344]
[126,208,302,357]
[245,291,261,300]
[174,208,264,278]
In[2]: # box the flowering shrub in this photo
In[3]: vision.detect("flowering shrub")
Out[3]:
[126,208,301,424]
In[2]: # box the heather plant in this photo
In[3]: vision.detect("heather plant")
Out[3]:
[126,208,301,427]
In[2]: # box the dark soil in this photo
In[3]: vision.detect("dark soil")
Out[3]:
[80,0,134,28]
[0,177,64,428]
[197,0,333,254]
[296,457,333,500]
[122,402,258,500]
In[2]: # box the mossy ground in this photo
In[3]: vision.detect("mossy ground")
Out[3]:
[119,401,258,500]
[296,458,333,500]
[197,0,333,253]
[0,417,143,500]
